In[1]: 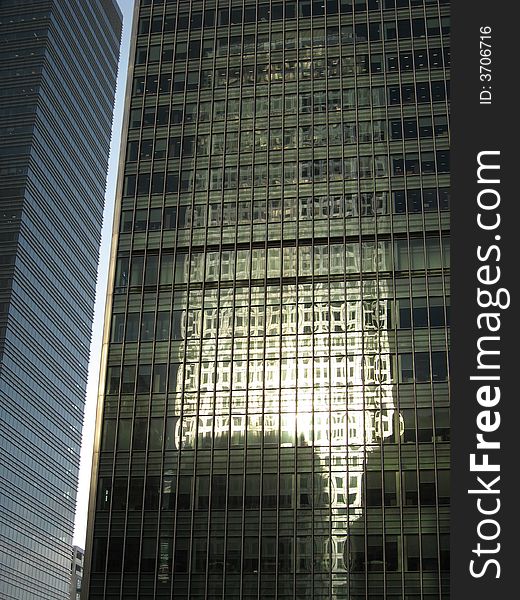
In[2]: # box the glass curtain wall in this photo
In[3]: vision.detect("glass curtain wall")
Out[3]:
[86,1,450,599]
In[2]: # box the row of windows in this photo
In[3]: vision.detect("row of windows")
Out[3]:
[115,237,450,289]
[100,411,447,455]
[105,392,445,439]
[120,188,449,234]
[128,115,448,162]
[110,274,445,309]
[0,29,47,44]
[0,64,42,80]
[391,150,450,175]
[134,48,447,95]
[89,585,447,600]
[92,531,449,577]
[129,80,449,131]
[106,353,444,396]
[134,40,450,95]
[97,469,448,515]
[100,410,447,457]
[102,381,444,418]
[110,296,448,344]
[135,21,449,66]
[0,123,34,138]
[105,351,448,398]
[141,0,442,5]
[138,4,449,37]
[0,103,36,120]
[123,150,449,195]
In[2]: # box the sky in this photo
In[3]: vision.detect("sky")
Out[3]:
[73,0,135,547]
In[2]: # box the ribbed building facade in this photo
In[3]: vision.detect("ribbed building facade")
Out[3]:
[0,1,121,598]
[84,1,450,599]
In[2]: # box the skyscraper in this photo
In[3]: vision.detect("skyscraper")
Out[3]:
[0,1,121,598]
[83,1,450,598]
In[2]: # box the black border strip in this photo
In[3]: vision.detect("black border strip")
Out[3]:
[452,0,518,596]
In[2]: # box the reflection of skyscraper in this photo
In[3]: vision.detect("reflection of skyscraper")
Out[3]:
[0,1,121,598]
[83,1,450,598]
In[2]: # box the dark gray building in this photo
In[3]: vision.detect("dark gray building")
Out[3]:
[71,546,85,600]
[83,1,450,598]
[0,1,121,598]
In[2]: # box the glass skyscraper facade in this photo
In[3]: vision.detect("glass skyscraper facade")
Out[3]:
[84,0,450,598]
[0,1,121,598]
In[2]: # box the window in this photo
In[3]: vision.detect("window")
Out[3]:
[156,311,170,340]
[144,476,160,510]
[149,418,164,451]
[129,477,144,511]
[120,366,135,394]
[140,312,154,341]
[125,313,139,342]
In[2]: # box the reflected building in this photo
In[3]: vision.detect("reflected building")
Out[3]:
[0,1,121,599]
[83,1,450,599]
